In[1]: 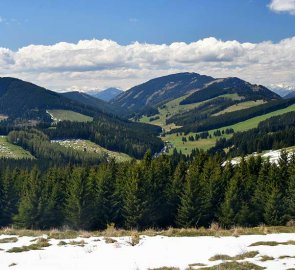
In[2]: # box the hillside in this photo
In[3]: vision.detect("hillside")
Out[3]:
[180,77,279,105]
[0,77,164,159]
[0,77,105,122]
[61,91,127,116]
[113,73,279,115]
[89,88,123,101]
[112,72,215,112]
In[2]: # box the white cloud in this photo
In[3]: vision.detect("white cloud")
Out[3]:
[0,37,295,91]
[269,0,295,15]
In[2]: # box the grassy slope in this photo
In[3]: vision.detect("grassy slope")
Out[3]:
[47,110,93,123]
[0,136,34,159]
[52,139,132,162]
[164,103,295,154]
[139,93,241,131]
[213,100,265,116]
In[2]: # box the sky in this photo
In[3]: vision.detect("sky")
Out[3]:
[0,0,295,91]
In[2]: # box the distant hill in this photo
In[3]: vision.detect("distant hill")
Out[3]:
[284,91,295,99]
[269,84,295,97]
[61,91,128,117]
[0,77,164,158]
[89,88,123,101]
[0,77,109,122]
[112,73,215,112]
[180,77,280,105]
[112,73,279,114]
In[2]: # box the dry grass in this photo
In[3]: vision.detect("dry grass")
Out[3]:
[0,237,18,243]
[249,240,295,247]
[127,231,140,246]
[209,251,259,261]
[104,237,118,244]
[7,238,50,253]
[1,225,295,239]
[148,266,180,270]
[259,255,274,261]
[197,261,265,270]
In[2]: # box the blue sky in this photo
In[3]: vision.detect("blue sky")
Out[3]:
[0,0,295,91]
[0,0,294,49]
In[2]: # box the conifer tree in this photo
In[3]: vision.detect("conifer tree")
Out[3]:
[122,164,143,229]
[14,167,42,228]
[264,186,283,226]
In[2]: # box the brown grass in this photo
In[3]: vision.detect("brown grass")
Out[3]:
[249,240,295,247]
[1,225,295,239]
[7,238,50,253]
[0,237,18,243]
[209,251,259,261]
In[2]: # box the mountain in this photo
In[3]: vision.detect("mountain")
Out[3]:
[0,77,110,122]
[112,73,215,112]
[285,91,295,99]
[0,77,164,158]
[180,77,280,105]
[112,73,279,113]
[61,91,127,117]
[269,84,295,97]
[88,88,123,101]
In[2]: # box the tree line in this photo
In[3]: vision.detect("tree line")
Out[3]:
[212,111,295,157]
[174,98,295,134]
[0,150,294,230]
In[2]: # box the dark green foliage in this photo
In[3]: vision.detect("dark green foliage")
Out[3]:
[7,129,103,164]
[174,98,295,134]
[214,111,295,157]
[0,150,294,230]
[0,77,105,122]
[46,117,163,159]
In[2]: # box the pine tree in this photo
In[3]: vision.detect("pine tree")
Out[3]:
[264,186,283,226]
[122,164,143,229]
[14,167,42,228]
[176,156,205,228]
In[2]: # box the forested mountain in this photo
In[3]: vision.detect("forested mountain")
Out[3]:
[112,73,215,112]
[89,88,123,101]
[112,73,279,114]
[0,77,104,121]
[61,91,128,117]
[0,77,164,159]
[180,77,279,105]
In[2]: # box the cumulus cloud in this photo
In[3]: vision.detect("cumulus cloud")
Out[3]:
[0,37,295,91]
[269,0,295,15]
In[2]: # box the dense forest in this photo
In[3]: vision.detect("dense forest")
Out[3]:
[45,116,163,159]
[174,98,295,134]
[212,111,295,157]
[0,150,294,230]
